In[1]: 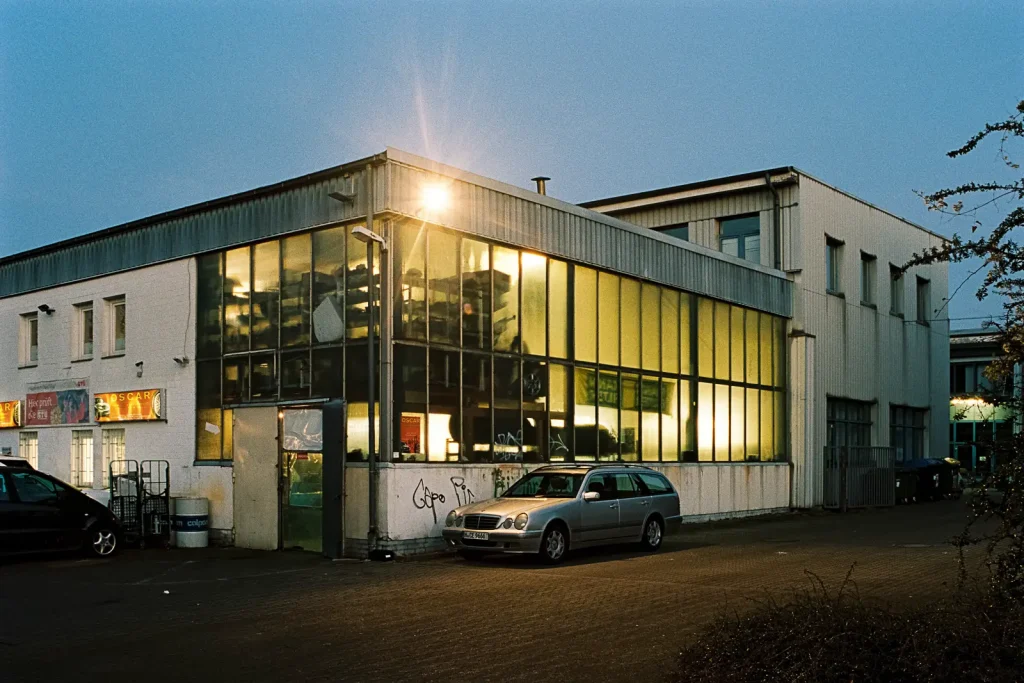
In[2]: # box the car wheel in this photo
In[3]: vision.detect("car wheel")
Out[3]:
[457,550,485,561]
[88,527,119,558]
[540,524,569,564]
[640,517,663,552]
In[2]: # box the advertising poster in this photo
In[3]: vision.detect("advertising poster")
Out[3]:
[26,378,90,426]
[400,414,422,454]
[0,400,21,429]
[94,389,164,422]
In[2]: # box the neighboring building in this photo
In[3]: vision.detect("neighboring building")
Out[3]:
[949,328,1020,475]
[0,149,948,555]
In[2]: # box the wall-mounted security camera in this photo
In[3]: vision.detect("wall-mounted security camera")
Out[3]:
[135,360,144,378]
[173,357,190,366]
[38,304,54,315]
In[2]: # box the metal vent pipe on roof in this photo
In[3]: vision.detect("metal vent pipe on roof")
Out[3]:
[531,176,550,196]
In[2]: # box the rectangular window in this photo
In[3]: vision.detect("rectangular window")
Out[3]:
[826,237,843,293]
[890,265,904,316]
[916,277,930,324]
[394,345,427,460]
[549,364,570,461]
[680,293,692,376]
[730,306,744,382]
[860,252,876,305]
[745,310,760,384]
[598,272,620,366]
[523,360,548,462]
[890,405,927,461]
[597,370,619,461]
[680,379,695,461]
[281,233,313,347]
[697,382,713,462]
[395,223,427,341]
[71,430,94,488]
[346,345,379,462]
[347,228,379,341]
[719,215,760,264]
[574,266,597,362]
[74,303,94,359]
[827,398,872,448]
[101,428,125,489]
[463,352,491,461]
[730,386,745,461]
[714,384,730,462]
[521,253,547,356]
[641,284,660,371]
[697,298,714,378]
[224,247,251,352]
[312,227,345,344]
[427,229,459,345]
[662,289,679,374]
[574,367,597,462]
[20,313,38,365]
[493,246,519,352]
[659,223,689,242]
[548,260,569,359]
[745,387,759,460]
[494,356,522,461]
[620,279,641,368]
[428,349,460,461]
[714,301,730,380]
[641,375,660,462]
[104,296,127,355]
[19,431,38,469]
[661,378,679,462]
[197,253,223,357]
[620,373,640,462]
[462,239,491,350]
[251,240,280,350]
[760,390,775,462]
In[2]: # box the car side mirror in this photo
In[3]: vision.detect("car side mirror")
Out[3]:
[583,491,600,502]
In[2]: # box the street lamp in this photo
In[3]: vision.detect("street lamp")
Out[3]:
[351,225,387,555]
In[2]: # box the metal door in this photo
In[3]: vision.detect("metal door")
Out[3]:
[580,473,620,543]
[232,407,279,550]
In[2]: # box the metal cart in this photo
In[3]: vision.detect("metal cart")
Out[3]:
[109,459,171,548]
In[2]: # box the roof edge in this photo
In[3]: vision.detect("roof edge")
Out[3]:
[579,166,796,208]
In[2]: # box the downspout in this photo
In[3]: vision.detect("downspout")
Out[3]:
[765,173,781,270]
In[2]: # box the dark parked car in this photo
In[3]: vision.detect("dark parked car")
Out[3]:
[0,463,122,558]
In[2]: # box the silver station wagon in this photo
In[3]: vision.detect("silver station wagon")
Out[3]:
[442,464,682,563]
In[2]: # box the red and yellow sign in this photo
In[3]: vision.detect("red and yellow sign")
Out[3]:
[0,400,22,429]
[94,389,164,423]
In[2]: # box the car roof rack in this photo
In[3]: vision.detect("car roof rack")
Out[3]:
[533,463,653,470]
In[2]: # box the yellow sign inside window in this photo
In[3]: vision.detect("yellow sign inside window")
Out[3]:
[94,389,163,423]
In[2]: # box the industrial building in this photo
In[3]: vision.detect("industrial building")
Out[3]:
[0,148,949,555]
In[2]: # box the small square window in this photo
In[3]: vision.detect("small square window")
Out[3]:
[860,253,876,305]
[105,296,126,356]
[74,303,94,359]
[19,313,39,366]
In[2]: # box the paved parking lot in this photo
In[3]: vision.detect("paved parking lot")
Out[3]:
[1,501,970,683]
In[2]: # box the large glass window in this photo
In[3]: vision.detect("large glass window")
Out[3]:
[549,364,570,461]
[463,352,491,461]
[311,346,343,398]
[346,345,378,461]
[574,267,597,363]
[745,387,760,460]
[661,378,679,461]
[641,375,661,461]
[521,253,547,356]
[661,289,679,374]
[621,278,641,369]
[714,302,730,380]
[251,241,280,350]
[395,223,427,341]
[720,215,760,264]
[428,230,459,345]
[462,239,491,351]
[223,247,250,353]
[698,298,714,378]
[548,260,569,359]
[714,384,730,462]
[641,284,660,371]
[493,247,519,352]
[312,227,345,344]
[394,345,427,460]
[827,398,872,448]
[620,373,640,462]
[891,405,927,462]
[680,293,692,376]
[523,360,547,462]
[574,367,598,461]
[346,230,376,340]
[428,349,460,461]
[730,306,745,382]
[697,382,713,461]
[597,370,619,461]
[760,390,775,461]
[280,234,311,348]
[598,273,620,366]
[730,386,745,461]
[494,356,522,461]
[281,349,311,399]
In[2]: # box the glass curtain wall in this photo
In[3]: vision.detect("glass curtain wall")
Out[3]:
[390,220,788,464]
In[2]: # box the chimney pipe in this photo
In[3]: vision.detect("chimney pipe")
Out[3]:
[531,176,550,196]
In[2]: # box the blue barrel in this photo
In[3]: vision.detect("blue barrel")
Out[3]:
[172,497,209,548]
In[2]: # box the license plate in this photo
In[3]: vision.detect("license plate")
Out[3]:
[463,531,489,541]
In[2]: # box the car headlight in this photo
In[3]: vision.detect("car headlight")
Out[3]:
[445,510,457,527]
[456,515,464,527]
[514,513,528,530]
[501,518,513,529]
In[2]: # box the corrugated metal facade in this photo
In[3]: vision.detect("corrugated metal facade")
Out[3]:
[384,150,792,317]
[2,149,791,318]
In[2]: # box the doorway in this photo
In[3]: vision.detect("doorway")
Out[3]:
[280,408,324,553]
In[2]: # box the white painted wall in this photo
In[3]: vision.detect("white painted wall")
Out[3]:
[0,259,233,532]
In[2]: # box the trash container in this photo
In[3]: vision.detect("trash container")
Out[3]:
[895,467,918,504]
[172,497,209,548]
[906,459,941,502]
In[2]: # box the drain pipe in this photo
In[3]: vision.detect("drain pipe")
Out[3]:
[765,173,781,270]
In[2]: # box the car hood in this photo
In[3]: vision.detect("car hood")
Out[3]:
[456,497,570,516]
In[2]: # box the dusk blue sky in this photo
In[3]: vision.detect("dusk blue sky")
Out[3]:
[2,1,1021,327]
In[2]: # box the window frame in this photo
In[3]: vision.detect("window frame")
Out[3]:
[19,431,39,469]
[104,296,127,357]
[658,223,689,242]
[19,312,39,367]
[916,276,930,325]
[825,235,844,295]
[73,301,95,360]
[860,252,877,307]
[719,215,761,264]
[889,264,904,317]
[71,429,95,489]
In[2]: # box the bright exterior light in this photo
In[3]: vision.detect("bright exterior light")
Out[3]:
[421,183,450,213]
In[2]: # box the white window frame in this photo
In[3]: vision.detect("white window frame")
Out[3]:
[105,296,127,356]
[73,302,94,360]
[71,430,95,488]
[19,431,39,469]
[825,236,843,294]
[19,312,39,366]
[101,428,126,489]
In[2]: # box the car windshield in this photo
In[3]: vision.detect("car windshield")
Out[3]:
[502,472,584,498]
